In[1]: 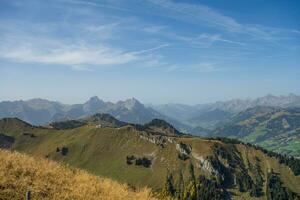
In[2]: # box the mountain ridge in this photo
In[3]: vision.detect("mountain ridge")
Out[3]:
[1,93,300,136]
[0,96,162,124]
[0,117,299,199]
[151,93,300,129]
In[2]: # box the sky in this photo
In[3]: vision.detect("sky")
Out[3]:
[0,0,299,105]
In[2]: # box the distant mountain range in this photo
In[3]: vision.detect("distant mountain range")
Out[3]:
[0,96,163,125]
[151,93,300,129]
[1,94,300,136]
[0,96,194,134]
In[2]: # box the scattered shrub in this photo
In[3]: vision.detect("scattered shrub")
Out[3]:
[126,155,151,168]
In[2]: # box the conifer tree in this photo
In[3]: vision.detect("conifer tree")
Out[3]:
[162,172,176,198]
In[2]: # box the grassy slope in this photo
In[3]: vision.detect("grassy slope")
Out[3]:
[216,110,300,157]
[1,119,300,199]
[0,149,155,200]
[2,124,202,189]
[243,123,300,157]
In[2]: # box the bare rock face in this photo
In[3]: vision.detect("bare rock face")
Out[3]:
[176,142,191,156]
[192,153,220,177]
[199,157,219,176]
[139,133,171,148]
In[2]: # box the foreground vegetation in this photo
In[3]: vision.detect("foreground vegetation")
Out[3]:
[0,149,155,200]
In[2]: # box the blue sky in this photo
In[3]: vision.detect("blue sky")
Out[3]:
[0,0,299,104]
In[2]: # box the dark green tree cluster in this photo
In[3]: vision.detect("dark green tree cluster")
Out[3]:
[126,155,135,165]
[162,173,176,197]
[235,171,260,197]
[212,143,241,168]
[161,164,225,200]
[251,161,264,196]
[257,148,300,176]
[208,136,300,176]
[126,155,151,168]
[277,155,300,176]
[50,120,86,130]
[208,156,232,186]
[266,172,299,200]
[56,146,68,156]
[195,175,223,200]
[212,143,263,197]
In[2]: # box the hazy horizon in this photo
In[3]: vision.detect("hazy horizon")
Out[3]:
[0,93,299,106]
[1,0,299,104]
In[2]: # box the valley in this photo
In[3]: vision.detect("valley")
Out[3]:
[213,107,300,157]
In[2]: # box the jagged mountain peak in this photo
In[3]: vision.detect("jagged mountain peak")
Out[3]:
[85,96,103,104]
[117,98,144,110]
[83,96,106,113]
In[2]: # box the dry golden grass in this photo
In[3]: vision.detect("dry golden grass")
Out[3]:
[0,149,157,200]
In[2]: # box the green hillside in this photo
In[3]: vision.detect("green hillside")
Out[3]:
[214,107,300,157]
[0,117,300,199]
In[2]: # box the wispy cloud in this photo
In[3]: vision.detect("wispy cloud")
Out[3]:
[167,32,245,46]
[0,41,137,66]
[0,20,168,69]
[147,0,298,42]
[0,0,298,74]
[84,23,119,39]
[132,44,170,54]
[0,36,170,68]
[165,62,226,73]
[141,24,244,47]
[62,0,131,12]
[147,0,241,32]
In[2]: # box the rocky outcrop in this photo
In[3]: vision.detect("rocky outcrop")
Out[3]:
[139,133,176,148]
[192,152,220,177]
[176,142,191,155]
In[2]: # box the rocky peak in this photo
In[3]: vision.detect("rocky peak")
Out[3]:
[119,98,144,111]
[86,96,102,104]
[83,96,106,112]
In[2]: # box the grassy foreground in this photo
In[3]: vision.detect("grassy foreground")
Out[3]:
[0,149,156,200]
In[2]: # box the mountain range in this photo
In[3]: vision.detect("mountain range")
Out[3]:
[0,96,164,125]
[1,94,299,133]
[151,93,300,129]
[0,116,300,199]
